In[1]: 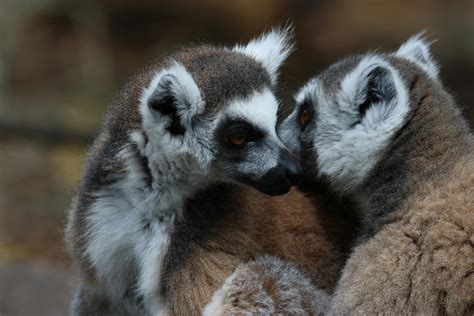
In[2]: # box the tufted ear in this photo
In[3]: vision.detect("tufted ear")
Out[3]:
[140,62,203,136]
[233,27,294,85]
[340,55,409,129]
[354,65,397,121]
[395,33,439,79]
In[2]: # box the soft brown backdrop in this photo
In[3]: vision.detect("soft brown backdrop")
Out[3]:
[0,1,473,315]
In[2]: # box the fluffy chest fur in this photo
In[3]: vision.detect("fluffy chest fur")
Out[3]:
[83,146,191,314]
[86,193,175,307]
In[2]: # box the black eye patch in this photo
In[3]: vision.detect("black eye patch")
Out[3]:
[216,119,264,149]
[297,99,315,130]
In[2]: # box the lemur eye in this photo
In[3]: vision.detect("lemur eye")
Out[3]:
[221,120,263,148]
[228,132,249,146]
[299,110,311,125]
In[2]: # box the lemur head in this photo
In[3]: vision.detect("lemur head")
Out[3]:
[279,34,440,193]
[135,28,300,196]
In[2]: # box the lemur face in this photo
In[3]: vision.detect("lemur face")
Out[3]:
[138,29,301,196]
[279,34,439,192]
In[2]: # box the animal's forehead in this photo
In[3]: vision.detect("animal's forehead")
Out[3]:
[317,55,364,98]
[173,47,272,113]
[223,88,279,133]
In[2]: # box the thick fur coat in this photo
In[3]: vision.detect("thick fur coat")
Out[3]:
[65,29,358,315]
[212,35,474,315]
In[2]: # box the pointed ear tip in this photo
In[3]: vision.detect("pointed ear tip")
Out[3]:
[277,25,295,43]
[264,25,295,46]
[403,32,437,49]
[273,24,295,36]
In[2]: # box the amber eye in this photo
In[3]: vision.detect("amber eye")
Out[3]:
[299,110,311,125]
[228,132,248,146]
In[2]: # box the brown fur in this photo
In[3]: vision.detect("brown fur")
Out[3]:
[215,41,474,315]
[327,56,474,315]
[331,154,474,315]
[164,186,357,315]
[65,42,359,315]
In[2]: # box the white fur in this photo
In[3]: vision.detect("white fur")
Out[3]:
[295,77,318,104]
[277,109,301,155]
[84,146,170,314]
[314,55,410,192]
[233,27,294,85]
[277,78,319,155]
[84,130,210,315]
[202,270,249,316]
[224,88,283,177]
[395,33,439,80]
[140,61,204,124]
[139,62,215,169]
[84,65,285,315]
[225,88,279,136]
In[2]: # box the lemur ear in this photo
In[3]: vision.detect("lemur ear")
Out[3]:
[233,27,294,85]
[141,62,203,136]
[395,33,439,79]
[355,65,397,119]
[341,56,408,127]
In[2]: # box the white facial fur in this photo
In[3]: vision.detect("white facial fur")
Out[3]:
[225,88,279,138]
[306,55,410,192]
[224,88,283,178]
[233,27,294,85]
[293,35,440,192]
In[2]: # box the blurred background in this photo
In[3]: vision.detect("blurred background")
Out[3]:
[0,0,472,315]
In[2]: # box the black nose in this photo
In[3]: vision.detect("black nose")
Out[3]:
[253,149,303,196]
[285,162,302,186]
[281,149,302,186]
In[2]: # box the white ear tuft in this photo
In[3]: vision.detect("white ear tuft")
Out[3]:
[233,26,295,85]
[395,32,439,79]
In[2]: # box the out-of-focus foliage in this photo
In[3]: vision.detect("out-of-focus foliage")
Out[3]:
[0,0,472,314]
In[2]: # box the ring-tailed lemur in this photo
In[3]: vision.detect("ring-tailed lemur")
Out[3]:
[277,34,474,315]
[66,28,308,315]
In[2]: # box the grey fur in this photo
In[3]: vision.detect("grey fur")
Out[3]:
[203,255,330,316]
[66,29,296,315]
[280,35,474,314]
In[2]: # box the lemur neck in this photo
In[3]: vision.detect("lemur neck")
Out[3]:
[356,91,474,235]
[123,140,209,218]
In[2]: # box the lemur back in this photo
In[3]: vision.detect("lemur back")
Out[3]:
[278,34,474,315]
[66,29,359,315]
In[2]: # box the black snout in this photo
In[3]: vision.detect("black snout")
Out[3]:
[281,149,303,186]
[254,149,302,196]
